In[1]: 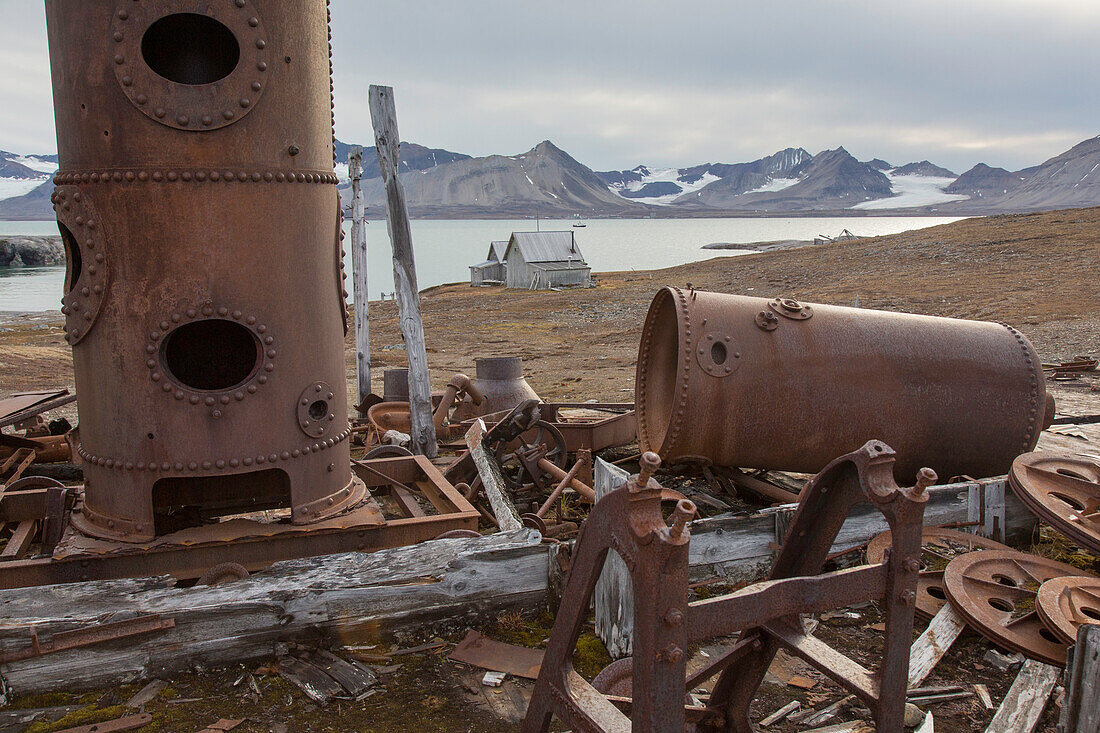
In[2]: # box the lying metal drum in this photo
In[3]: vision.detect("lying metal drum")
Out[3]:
[635,287,1053,480]
[45,0,362,542]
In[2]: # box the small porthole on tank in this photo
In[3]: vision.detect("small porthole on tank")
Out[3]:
[309,400,329,420]
[57,222,82,294]
[710,341,727,366]
[141,13,241,85]
[162,319,260,392]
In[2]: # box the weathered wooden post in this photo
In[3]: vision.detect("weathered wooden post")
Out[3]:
[348,145,371,408]
[368,85,437,457]
[1059,624,1100,733]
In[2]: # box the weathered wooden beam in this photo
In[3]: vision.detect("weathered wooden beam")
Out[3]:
[593,458,632,659]
[368,85,436,457]
[0,529,544,696]
[1059,624,1100,733]
[348,145,371,407]
[985,659,1061,733]
[688,476,1036,584]
[908,603,968,688]
[464,419,521,532]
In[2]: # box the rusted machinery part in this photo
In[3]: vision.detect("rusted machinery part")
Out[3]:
[0,434,73,465]
[452,357,541,421]
[867,527,1011,620]
[197,562,250,587]
[46,0,357,543]
[523,442,928,733]
[364,444,414,460]
[635,287,1053,481]
[1009,451,1100,554]
[1036,576,1100,645]
[433,529,482,540]
[367,373,483,435]
[943,549,1096,664]
[495,421,569,491]
[520,513,547,533]
[2,475,67,493]
[591,657,634,697]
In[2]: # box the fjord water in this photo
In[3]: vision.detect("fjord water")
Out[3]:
[0,216,962,312]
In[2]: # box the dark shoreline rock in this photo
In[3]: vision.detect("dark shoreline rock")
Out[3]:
[0,236,64,267]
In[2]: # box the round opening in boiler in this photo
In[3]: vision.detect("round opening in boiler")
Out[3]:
[711,341,728,365]
[309,400,329,420]
[636,289,681,453]
[162,319,260,392]
[57,222,82,294]
[142,13,241,85]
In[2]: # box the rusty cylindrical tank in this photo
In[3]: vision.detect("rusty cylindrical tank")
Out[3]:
[45,0,363,542]
[636,288,1054,481]
[451,357,541,421]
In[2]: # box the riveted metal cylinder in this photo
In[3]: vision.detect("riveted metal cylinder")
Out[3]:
[636,287,1054,481]
[46,0,362,542]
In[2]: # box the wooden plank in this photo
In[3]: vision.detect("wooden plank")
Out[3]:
[593,458,632,659]
[1058,624,1100,733]
[984,659,1060,733]
[0,529,544,696]
[305,649,377,697]
[687,477,1037,585]
[279,656,345,704]
[1,520,37,559]
[908,603,968,688]
[464,419,521,531]
[368,85,436,457]
[349,144,371,407]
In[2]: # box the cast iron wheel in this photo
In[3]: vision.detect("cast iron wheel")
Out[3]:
[494,419,569,492]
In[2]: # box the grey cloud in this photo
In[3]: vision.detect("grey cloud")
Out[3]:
[2,0,1097,172]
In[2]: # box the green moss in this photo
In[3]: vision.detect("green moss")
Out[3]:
[573,634,613,680]
[26,704,126,733]
[8,691,76,709]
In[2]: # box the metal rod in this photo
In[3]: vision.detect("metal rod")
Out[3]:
[536,459,583,518]
[352,459,415,494]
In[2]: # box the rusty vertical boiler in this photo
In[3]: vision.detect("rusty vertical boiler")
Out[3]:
[45,0,364,542]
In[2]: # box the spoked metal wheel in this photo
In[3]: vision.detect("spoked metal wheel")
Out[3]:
[494,419,569,492]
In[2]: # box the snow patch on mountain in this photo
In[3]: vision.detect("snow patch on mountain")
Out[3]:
[744,177,800,194]
[852,171,968,210]
[606,167,719,205]
[11,155,58,175]
[0,178,49,200]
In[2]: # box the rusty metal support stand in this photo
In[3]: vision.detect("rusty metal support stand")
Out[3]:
[524,441,930,732]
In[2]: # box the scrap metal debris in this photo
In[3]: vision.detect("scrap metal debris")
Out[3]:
[449,630,544,680]
[524,441,931,731]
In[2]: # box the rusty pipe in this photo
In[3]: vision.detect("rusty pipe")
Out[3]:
[537,458,597,502]
[636,288,1054,481]
[536,458,584,518]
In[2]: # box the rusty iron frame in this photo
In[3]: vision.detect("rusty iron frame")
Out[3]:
[524,441,930,732]
[0,456,478,590]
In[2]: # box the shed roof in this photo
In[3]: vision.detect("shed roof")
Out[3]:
[505,231,586,264]
[487,241,508,263]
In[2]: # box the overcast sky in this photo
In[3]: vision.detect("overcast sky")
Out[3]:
[3,0,1098,173]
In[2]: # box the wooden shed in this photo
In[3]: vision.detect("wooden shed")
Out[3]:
[503,231,592,290]
[469,240,508,286]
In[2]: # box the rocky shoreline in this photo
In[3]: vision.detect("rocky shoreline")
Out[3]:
[0,236,64,267]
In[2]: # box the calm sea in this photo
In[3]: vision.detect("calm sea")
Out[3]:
[0,216,962,312]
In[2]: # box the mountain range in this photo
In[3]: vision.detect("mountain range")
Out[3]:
[4,135,1100,219]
